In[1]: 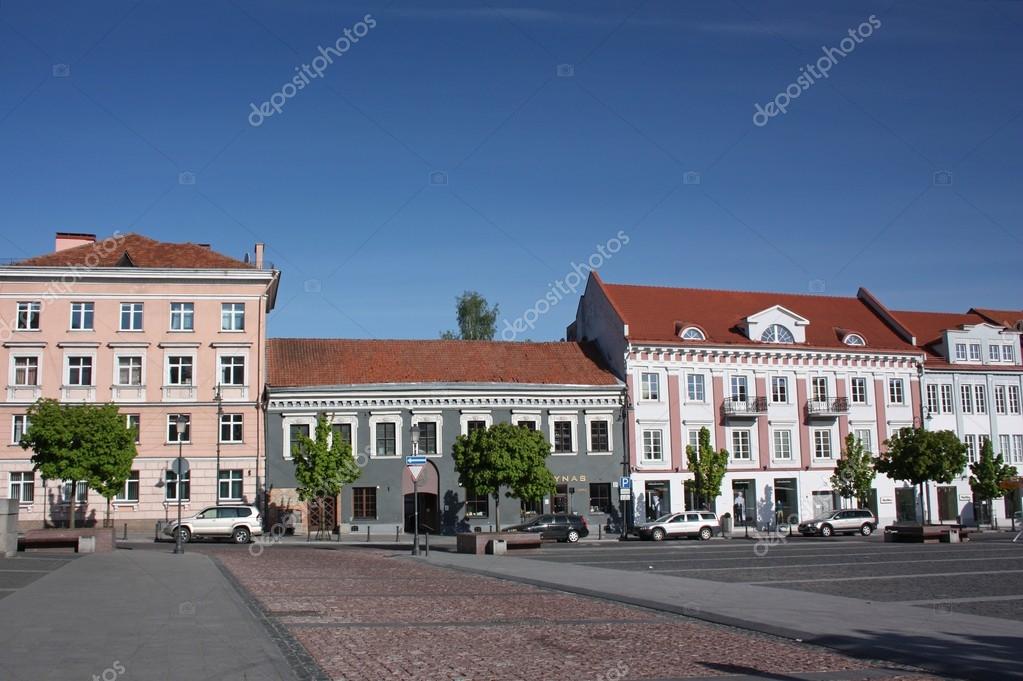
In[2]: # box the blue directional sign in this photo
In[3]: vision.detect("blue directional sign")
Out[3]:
[620,476,631,490]
[406,456,427,465]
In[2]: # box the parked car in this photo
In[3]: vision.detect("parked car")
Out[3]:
[504,513,589,542]
[798,509,876,537]
[163,505,263,544]
[634,512,720,541]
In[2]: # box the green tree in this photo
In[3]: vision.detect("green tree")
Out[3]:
[685,427,728,512]
[451,422,556,530]
[20,399,137,529]
[292,413,361,538]
[830,433,876,507]
[969,438,1015,528]
[875,427,967,524]
[440,290,499,340]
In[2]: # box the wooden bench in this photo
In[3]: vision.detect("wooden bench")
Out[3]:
[883,524,967,544]
[18,528,116,553]
[456,532,543,555]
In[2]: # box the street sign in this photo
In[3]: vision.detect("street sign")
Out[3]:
[620,476,631,490]
[406,455,427,482]
[619,489,632,500]
[171,458,190,476]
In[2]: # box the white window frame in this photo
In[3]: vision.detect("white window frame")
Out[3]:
[165,469,190,502]
[812,429,834,460]
[329,414,359,457]
[15,301,41,331]
[65,354,95,387]
[731,429,752,462]
[221,302,246,332]
[961,384,975,414]
[641,428,664,463]
[219,413,244,443]
[510,410,540,432]
[61,480,89,503]
[282,415,316,461]
[771,376,788,404]
[165,353,195,387]
[730,375,749,401]
[994,385,1007,415]
[926,384,939,416]
[772,428,792,461]
[119,302,144,331]
[1000,434,1011,458]
[459,411,493,436]
[114,471,140,503]
[9,471,34,503]
[369,412,403,458]
[940,384,954,413]
[850,377,868,405]
[686,373,706,402]
[218,469,244,501]
[114,354,145,387]
[640,372,660,401]
[964,434,978,464]
[218,354,247,387]
[410,412,443,457]
[1009,386,1021,415]
[969,343,982,361]
[169,302,195,332]
[166,414,191,444]
[549,413,579,456]
[1013,435,1023,465]
[125,414,140,443]
[69,301,94,331]
[990,345,1002,362]
[11,415,29,445]
[954,343,968,361]
[11,354,40,386]
[811,376,829,402]
[887,378,905,405]
[974,385,987,415]
[854,427,874,454]
[1004,344,1016,363]
[584,412,613,455]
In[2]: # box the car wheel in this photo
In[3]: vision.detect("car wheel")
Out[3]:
[651,528,665,542]
[860,523,874,536]
[232,527,251,544]
[177,527,192,544]
[820,524,834,538]
[699,527,713,541]
[567,530,580,543]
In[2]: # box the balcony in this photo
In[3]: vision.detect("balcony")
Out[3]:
[806,397,850,417]
[722,396,767,417]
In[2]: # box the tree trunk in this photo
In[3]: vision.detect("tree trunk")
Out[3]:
[494,492,501,532]
[67,481,76,529]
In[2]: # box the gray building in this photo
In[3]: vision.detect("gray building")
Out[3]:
[265,339,626,535]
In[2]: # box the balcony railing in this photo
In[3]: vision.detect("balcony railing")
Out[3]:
[722,396,767,416]
[806,397,850,416]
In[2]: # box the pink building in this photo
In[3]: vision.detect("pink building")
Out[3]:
[0,233,279,530]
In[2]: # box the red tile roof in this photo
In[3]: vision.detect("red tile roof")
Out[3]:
[893,309,1023,372]
[267,339,621,388]
[595,279,919,353]
[971,308,1023,328]
[16,233,254,269]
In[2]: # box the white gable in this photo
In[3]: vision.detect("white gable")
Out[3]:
[745,305,810,344]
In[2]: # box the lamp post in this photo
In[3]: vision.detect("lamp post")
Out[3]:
[410,423,421,556]
[215,383,223,503]
[618,395,633,540]
[173,414,187,555]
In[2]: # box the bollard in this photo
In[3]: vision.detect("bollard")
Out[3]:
[123,523,128,541]
[367,526,371,542]
[598,524,602,540]
[424,533,430,556]
[154,522,160,542]
[396,525,400,541]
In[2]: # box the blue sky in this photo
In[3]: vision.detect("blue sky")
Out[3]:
[1,1,1020,340]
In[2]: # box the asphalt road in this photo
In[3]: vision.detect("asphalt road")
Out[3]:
[525,533,1023,622]
[0,553,77,600]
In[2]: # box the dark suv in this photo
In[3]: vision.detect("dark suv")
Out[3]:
[505,513,589,542]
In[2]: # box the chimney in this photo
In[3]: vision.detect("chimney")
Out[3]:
[55,232,96,252]
[254,242,265,269]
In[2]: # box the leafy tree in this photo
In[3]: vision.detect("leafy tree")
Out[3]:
[685,427,728,512]
[830,433,876,507]
[451,422,556,530]
[292,413,361,538]
[440,291,499,340]
[969,438,1015,528]
[20,399,137,528]
[875,427,967,524]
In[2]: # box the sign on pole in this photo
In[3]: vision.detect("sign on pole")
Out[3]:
[171,458,190,476]
[620,476,631,490]
[406,456,427,482]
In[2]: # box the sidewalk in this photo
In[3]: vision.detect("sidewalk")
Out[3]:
[0,548,299,681]
[425,551,1022,681]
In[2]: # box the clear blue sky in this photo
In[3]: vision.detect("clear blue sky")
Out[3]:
[1,1,1020,341]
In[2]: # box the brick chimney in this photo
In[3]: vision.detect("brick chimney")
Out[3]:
[254,242,265,269]
[55,232,96,252]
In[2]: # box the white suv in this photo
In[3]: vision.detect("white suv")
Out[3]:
[164,505,263,544]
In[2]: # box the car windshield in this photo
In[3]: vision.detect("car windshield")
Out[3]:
[653,514,676,522]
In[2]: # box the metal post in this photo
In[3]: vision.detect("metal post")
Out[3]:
[367,526,371,542]
[424,531,429,556]
[215,384,222,505]
[174,437,184,555]
[412,477,420,556]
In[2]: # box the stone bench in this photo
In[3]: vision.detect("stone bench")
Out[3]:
[456,532,543,555]
[18,528,116,553]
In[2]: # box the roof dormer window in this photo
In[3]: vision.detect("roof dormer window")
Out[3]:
[843,333,866,346]
[680,326,706,341]
[760,324,795,344]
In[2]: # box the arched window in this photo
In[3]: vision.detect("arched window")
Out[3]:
[844,333,866,346]
[680,327,705,341]
[760,324,795,344]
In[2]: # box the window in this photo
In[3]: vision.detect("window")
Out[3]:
[811,377,828,402]
[67,356,93,386]
[995,386,1007,415]
[167,356,193,385]
[964,435,978,464]
[687,429,701,452]
[1009,386,1022,414]
[466,419,487,435]
[940,384,954,413]
[888,378,904,405]
[642,430,663,462]
[62,481,88,503]
[169,302,194,331]
[12,414,29,444]
[975,385,987,414]
[16,302,40,330]
[70,302,94,330]
[855,428,873,454]
[687,374,705,401]
[220,414,244,443]
[969,343,982,361]
[516,420,536,430]
[680,327,705,340]
[990,345,1002,362]
[167,414,191,443]
[771,376,788,403]
[165,470,190,501]
[641,372,660,400]
[13,356,39,386]
[289,423,310,458]
[414,421,437,454]
[120,302,143,331]
[731,430,752,461]
[115,471,140,502]
[553,421,574,453]
[844,333,865,346]
[1001,435,1011,457]
[851,377,868,404]
[352,487,377,519]
[1005,345,1016,362]
[375,422,396,456]
[926,385,940,415]
[773,430,792,461]
[1014,435,1023,465]
[331,422,352,446]
[219,470,243,500]
[9,472,33,502]
[589,420,610,452]
[730,375,748,401]
[125,414,140,443]
[465,491,489,518]
[221,303,245,331]
[117,356,143,386]
[589,483,612,513]
[961,384,974,414]
[954,343,968,361]
[813,430,833,460]
[219,356,245,386]
[760,324,795,343]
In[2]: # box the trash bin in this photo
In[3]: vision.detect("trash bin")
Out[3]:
[946,527,961,543]
[721,513,732,536]
[487,539,507,555]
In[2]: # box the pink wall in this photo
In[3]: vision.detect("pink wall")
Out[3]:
[755,375,769,468]
[873,378,888,451]
[712,374,726,450]
[667,374,683,471]
[836,377,850,444]
[796,378,811,468]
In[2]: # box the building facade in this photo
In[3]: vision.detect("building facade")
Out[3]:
[0,232,278,530]
[265,339,625,535]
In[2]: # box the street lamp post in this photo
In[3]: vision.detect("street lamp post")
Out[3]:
[173,414,187,555]
[215,383,223,504]
[410,423,421,556]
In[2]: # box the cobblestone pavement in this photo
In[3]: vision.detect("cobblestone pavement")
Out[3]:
[208,545,944,681]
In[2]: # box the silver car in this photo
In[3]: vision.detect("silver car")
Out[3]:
[798,509,877,537]
[163,505,263,544]
[635,512,720,541]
